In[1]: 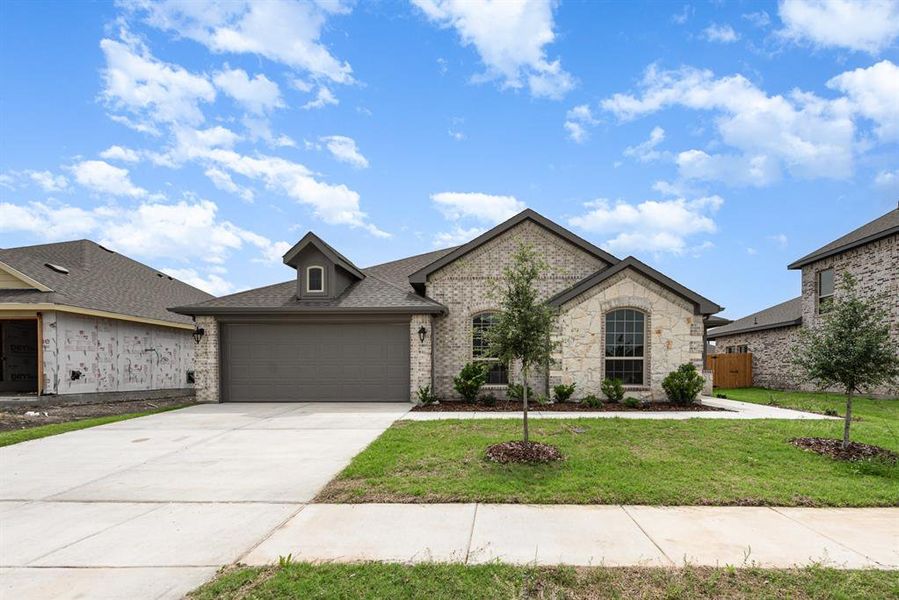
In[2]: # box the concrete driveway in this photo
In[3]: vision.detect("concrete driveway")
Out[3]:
[0,402,410,600]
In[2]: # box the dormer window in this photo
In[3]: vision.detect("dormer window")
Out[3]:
[306,266,324,293]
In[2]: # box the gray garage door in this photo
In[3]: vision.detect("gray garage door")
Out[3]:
[222,322,410,402]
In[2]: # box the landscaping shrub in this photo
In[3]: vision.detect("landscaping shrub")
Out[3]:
[479,393,498,407]
[506,382,534,401]
[582,394,603,409]
[416,385,437,405]
[715,392,728,399]
[623,397,641,408]
[552,383,577,403]
[535,394,551,405]
[600,378,624,403]
[661,363,705,406]
[453,362,489,402]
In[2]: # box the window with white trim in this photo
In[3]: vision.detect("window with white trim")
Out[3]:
[472,312,508,385]
[306,266,324,293]
[605,308,646,385]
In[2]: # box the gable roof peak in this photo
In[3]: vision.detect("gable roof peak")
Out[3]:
[281,231,365,280]
[408,207,619,289]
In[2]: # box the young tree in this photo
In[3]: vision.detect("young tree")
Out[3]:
[488,245,556,445]
[793,273,899,448]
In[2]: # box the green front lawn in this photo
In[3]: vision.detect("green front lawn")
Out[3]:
[190,562,899,600]
[317,390,898,506]
[0,404,191,447]
[721,387,897,423]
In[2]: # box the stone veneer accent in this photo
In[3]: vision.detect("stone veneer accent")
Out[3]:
[409,314,433,402]
[194,315,220,403]
[426,220,610,400]
[712,326,802,390]
[553,269,705,400]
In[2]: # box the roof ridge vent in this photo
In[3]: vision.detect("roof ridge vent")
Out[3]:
[45,263,69,274]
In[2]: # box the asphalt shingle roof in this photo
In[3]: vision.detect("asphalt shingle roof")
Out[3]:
[171,247,457,315]
[788,207,899,269]
[706,296,803,339]
[0,240,213,325]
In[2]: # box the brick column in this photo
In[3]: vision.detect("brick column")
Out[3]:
[194,316,220,403]
[410,314,433,403]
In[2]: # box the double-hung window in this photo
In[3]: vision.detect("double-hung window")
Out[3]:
[472,313,508,385]
[605,309,646,385]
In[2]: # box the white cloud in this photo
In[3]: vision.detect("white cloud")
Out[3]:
[412,0,574,99]
[319,135,369,168]
[204,167,254,202]
[70,160,147,197]
[778,0,899,54]
[0,201,101,239]
[827,60,899,140]
[127,0,354,83]
[769,233,789,247]
[213,67,283,114]
[601,64,857,185]
[564,104,598,143]
[28,170,68,192]
[568,195,722,255]
[623,127,667,162]
[743,11,771,27]
[433,225,485,247]
[100,145,141,162]
[672,5,693,25]
[703,23,740,43]
[874,168,899,188]
[161,267,234,295]
[431,192,526,224]
[302,86,338,110]
[100,31,216,127]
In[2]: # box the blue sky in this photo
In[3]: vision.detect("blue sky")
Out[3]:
[1,0,897,318]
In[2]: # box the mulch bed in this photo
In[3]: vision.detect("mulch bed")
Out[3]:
[0,397,195,433]
[413,400,724,412]
[790,437,898,463]
[485,440,564,464]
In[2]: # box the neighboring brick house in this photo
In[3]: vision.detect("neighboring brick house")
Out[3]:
[173,209,723,403]
[708,206,899,396]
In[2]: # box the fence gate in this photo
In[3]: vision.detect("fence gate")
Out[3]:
[706,353,752,389]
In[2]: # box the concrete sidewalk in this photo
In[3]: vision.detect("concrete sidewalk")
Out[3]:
[244,503,898,570]
[402,397,836,421]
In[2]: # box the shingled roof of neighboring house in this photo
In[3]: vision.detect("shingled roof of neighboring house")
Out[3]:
[706,296,803,339]
[0,240,213,326]
[171,247,457,316]
[788,206,899,270]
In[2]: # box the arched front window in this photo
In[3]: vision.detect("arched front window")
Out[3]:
[472,312,508,385]
[306,266,324,292]
[605,308,646,385]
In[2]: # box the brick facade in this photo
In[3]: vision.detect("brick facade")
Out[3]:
[553,269,707,400]
[425,220,610,400]
[194,315,219,403]
[409,314,433,401]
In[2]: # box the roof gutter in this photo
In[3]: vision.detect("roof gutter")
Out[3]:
[169,305,448,317]
[787,225,899,270]
[706,318,803,340]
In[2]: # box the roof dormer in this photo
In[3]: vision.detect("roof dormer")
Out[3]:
[282,232,365,300]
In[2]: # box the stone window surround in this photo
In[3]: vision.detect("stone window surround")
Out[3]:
[599,302,652,392]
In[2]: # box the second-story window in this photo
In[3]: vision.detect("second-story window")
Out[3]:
[817,268,834,313]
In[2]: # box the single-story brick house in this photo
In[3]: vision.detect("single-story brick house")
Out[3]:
[708,204,898,396]
[172,209,723,403]
[0,240,212,397]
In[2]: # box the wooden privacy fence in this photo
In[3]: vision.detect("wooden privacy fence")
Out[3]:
[706,353,753,389]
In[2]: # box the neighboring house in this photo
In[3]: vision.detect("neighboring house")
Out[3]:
[708,205,898,395]
[173,209,723,403]
[0,240,212,397]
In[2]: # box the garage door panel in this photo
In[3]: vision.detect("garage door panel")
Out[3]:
[224,322,410,402]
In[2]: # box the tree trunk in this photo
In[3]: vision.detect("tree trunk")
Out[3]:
[843,389,853,449]
[522,364,529,446]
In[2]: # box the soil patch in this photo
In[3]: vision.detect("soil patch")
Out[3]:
[0,396,195,433]
[485,440,564,464]
[414,400,724,412]
[790,437,898,463]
